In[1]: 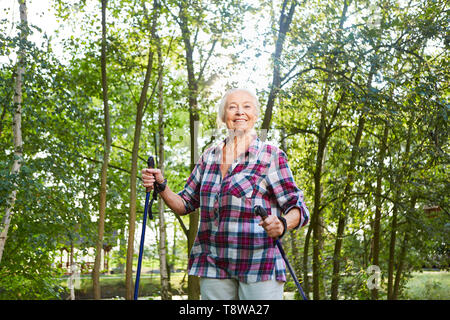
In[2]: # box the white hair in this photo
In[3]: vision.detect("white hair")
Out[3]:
[216,88,260,128]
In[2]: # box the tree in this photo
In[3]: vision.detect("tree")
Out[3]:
[0,0,28,265]
[156,32,171,300]
[92,0,112,300]
[261,0,297,136]
[270,0,448,300]
[125,0,160,300]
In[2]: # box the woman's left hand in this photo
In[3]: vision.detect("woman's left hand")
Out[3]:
[258,215,285,239]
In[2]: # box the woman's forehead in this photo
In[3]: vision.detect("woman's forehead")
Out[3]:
[226,90,257,104]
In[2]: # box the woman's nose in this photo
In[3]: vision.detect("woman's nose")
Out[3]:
[235,106,244,114]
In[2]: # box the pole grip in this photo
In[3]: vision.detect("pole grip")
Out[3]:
[146,156,154,193]
[254,205,268,221]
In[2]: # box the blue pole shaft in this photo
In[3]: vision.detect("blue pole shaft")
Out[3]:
[276,240,308,300]
[134,191,150,300]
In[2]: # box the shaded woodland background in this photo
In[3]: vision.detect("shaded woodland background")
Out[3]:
[0,0,448,300]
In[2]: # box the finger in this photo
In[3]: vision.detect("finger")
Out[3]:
[144,175,155,181]
[142,168,155,176]
[259,215,274,226]
[142,177,155,184]
[259,216,283,238]
[262,215,277,226]
[142,176,155,187]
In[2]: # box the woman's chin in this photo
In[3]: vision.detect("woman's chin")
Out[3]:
[227,128,250,135]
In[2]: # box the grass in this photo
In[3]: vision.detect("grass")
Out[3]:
[60,272,187,300]
[405,271,450,300]
[59,270,449,300]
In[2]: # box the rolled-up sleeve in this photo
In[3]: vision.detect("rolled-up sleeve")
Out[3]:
[177,154,205,214]
[266,150,310,228]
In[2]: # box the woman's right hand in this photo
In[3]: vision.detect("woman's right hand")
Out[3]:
[141,168,164,190]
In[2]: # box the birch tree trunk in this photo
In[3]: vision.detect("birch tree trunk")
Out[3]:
[92,0,111,299]
[0,0,28,264]
[68,243,76,300]
[156,35,171,300]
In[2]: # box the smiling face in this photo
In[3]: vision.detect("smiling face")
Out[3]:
[223,90,259,132]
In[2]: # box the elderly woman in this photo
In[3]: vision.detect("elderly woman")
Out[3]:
[142,88,309,300]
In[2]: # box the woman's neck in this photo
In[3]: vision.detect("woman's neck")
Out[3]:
[223,130,256,163]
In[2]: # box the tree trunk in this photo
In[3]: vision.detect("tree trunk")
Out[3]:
[392,231,408,300]
[387,201,398,299]
[0,0,28,264]
[371,123,389,300]
[93,0,111,300]
[178,4,201,300]
[156,35,171,300]
[387,124,412,299]
[302,222,312,298]
[392,197,416,299]
[311,55,336,300]
[68,243,76,300]
[330,115,366,299]
[312,133,326,300]
[261,0,296,135]
[117,228,126,273]
[125,0,159,300]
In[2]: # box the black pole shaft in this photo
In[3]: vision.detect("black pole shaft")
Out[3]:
[254,205,308,300]
[134,156,156,300]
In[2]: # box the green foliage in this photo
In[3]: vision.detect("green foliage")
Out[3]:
[0,0,447,300]
[276,0,448,299]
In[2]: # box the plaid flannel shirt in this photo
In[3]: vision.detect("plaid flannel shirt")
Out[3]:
[178,135,309,283]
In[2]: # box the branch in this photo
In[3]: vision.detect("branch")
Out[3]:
[122,70,139,107]
[111,143,147,163]
[162,1,181,25]
[85,138,147,163]
[197,39,217,83]
[173,213,188,238]
[311,66,366,92]
[80,155,135,177]
[279,126,319,144]
[143,33,175,117]
[280,66,316,87]
[325,87,350,138]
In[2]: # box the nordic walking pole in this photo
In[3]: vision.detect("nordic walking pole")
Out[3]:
[134,156,157,300]
[254,205,308,300]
